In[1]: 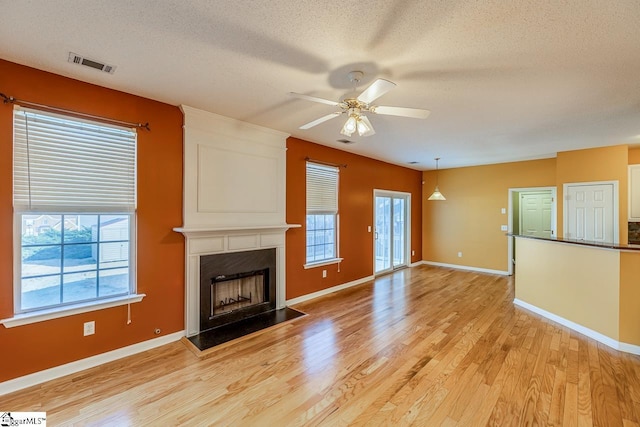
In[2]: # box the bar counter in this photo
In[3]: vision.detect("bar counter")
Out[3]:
[512,234,640,354]
[512,233,640,251]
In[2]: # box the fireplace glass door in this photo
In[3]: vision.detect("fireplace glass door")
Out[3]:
[211,270,266,318]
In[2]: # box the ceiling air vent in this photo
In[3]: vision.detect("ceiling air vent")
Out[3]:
[68,52,116,74]
[337,139,355,144]
[407,161,420,165]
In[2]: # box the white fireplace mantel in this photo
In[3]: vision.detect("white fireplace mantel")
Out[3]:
[174,225,299,336]
[175,106,297,337]
[174,224,298,236]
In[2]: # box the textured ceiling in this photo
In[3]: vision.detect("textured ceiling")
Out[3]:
[2,0,640,170]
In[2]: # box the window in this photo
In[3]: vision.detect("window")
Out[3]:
[13,107,136,314]
[306,162,339,265]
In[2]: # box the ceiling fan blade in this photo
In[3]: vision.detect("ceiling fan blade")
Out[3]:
[357,79,396,104]
[299,112,342,129]
[289,92,340,107]
[372,105,431,119]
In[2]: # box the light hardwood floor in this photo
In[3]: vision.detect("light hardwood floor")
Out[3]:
[4,265,640,426]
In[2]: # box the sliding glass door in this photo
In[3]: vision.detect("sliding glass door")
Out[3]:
[374,191,410,274]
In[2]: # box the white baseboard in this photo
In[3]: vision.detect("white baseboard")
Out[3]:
[0,330,185,396]
[619,342,640,355]
[513,299,640,355]
[286,275,375,306]
[421,260,509,276]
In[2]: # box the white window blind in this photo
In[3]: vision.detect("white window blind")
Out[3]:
[13,107,136,212]
[306,162,339,214]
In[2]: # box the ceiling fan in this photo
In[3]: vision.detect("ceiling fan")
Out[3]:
[290,71,430,137]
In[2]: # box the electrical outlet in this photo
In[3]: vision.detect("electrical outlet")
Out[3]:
[411,250,415,256]
[458,252,463,258]
[501,208,506,214]
[368,225,371,232]
[83,321,95,336]
[501,225,508,231]
[322,270,327,278]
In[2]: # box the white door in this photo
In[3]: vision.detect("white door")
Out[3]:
[520,192,553,238]
[565,183,616,243]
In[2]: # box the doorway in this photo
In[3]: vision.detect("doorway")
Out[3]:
[374,190,411,275]
[508,187,557,275]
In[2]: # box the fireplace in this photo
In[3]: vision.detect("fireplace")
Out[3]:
[174,105,299,337]
[200,248,276,332]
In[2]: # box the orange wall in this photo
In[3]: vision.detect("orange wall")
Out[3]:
[286,138,422,299]
[0,59,184,382]
[556,145,628,243]
[422,159,556,271]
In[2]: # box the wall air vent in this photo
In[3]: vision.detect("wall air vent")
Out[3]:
[67,52,116,74]
[337,139,354,144]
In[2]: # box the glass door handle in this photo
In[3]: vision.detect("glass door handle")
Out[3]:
[375,231,378,240]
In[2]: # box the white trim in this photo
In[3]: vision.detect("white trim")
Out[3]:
[421,260,509,276]
[286,275,374,306]
[0,330,185,396]
[619,342,640,355]
[507,186,557,276]
[1,294,145,328]
[304,258,344,269]
[629,165,640,221]
[173,224,300,235]
[513,299,640,355]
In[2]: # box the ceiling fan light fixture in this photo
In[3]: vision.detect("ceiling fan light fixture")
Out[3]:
[291,71,429,137]
[341,114,358,136]
[428,157,446,201]
[357,115,375,136]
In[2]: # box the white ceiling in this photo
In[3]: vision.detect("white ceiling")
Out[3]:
[2,0,640,170]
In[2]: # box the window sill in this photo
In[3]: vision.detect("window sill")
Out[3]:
[0,294,146,328]
[304,258,344,269]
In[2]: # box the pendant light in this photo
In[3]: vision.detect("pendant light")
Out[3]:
[428,157,446,201]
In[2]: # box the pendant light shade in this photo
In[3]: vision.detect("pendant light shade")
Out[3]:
[428,186,446,201]
[428,157,446,201]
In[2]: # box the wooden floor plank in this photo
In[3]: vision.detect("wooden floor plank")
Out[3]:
[3,265,640,426]
[577,337,594,427]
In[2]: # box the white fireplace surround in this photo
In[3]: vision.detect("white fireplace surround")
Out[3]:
[174,106,299,337]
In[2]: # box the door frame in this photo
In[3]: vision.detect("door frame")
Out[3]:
[507,186,557,275]
[563,180,619,244]
[373,189,412,276]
